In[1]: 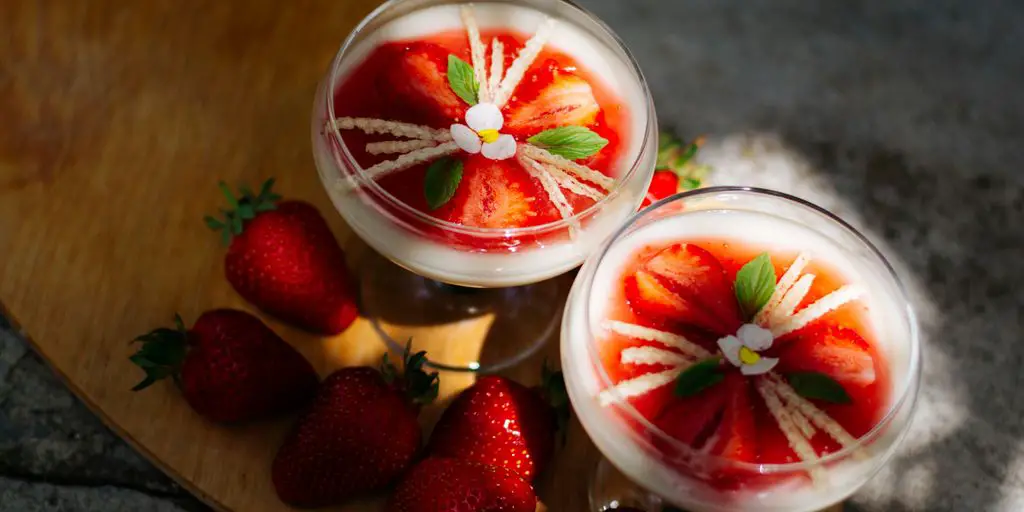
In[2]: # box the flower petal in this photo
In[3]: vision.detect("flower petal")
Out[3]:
[451,123,481,154]
[737,323,774,352]
[717,335,743,367]
[465,102,503,132]
[481,134,517,160]
[741,356,779,376]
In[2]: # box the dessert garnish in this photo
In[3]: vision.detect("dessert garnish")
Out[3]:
[599,248,871,479]
[641,132,710,208]
[330,6,616,228]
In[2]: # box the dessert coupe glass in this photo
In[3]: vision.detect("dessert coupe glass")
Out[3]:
[312,0,657,371]
[561,187,921,511]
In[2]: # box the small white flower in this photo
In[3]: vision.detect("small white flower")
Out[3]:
[718,323,779,376]
[450,103,516,160]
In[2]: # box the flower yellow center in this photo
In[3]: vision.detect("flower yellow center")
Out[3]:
[478,129,500,144]
[739,346,761,365]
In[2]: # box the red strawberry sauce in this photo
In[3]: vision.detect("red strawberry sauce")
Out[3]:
[330,29,631,244]
[598,238,892,485]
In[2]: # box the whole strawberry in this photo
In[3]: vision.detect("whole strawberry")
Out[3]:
[388,458,536,512]
[427,365,569,482]
[640,133,708,209]
[129,309,319,423]
[204,179,358,335]
[272,345,439,508]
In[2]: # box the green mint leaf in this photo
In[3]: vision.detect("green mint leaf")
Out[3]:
[734,252,776,319]
[447,55,479,106]
[424,157,463,210]
[674,357,724,397]
[527,126,609,160]
[786,372,852,404]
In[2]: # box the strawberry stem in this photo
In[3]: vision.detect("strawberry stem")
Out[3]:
[656,131,710,191]
[380,340,440,407]
[203,178,282,245]
[129,314,190,391]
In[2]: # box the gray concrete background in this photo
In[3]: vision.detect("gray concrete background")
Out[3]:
[3,0,1023,510]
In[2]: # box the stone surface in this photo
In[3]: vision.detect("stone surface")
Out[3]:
[2,0,1023,510]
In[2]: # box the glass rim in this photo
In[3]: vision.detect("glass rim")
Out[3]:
[581,186,922,472]
[323,0,656,238]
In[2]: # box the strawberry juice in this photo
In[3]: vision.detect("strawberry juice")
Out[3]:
[313,1,656,287]
[562,191,920,511]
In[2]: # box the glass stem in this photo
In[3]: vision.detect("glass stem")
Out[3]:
[589,456,665,511]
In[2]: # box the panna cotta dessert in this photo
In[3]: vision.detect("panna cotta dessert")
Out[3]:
[562,188,920,512]
[312,0,656,287]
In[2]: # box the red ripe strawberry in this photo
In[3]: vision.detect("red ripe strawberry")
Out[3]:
[629,244,742,335]
[437,156,537,229]
[427,366,569,482]
[128,309,318,424]
[384,42,468,125]
[654,373,757,488]
[640,170,679,209]
[505,72,600,136]
[654,374,731,448]
[205,180,358,335]
[388,458,536,512]
[776,325,876,388]
[271,346,439,508]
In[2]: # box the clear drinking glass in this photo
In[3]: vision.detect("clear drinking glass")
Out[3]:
[561,187,921,511]
[311,0,657,371]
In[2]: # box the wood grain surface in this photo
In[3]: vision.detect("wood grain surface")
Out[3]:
[0,1,842,511]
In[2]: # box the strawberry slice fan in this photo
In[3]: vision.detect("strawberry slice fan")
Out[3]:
[314,4,655,372]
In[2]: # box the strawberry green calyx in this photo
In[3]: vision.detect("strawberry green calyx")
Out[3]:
[657,132,710,191]
[381,341,440,407]
[129,314,189,391]
[203,178,282,246]
[540,361,571,443]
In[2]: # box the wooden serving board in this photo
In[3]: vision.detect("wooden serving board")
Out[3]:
[0,1,842,510]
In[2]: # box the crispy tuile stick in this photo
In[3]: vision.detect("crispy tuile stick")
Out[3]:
[620,346,693,367]
[771,285,864,338]
[597,368,685,406]
[538,161,606,201]
[519,153,578,238]
[773,273,816,324]
[488,38,504,100]
[756,379,825,483]
[365,139,436,155]
[603,320,713,359]
[337,142,458,191]
[494,17,555,108]
[460,6,490,103]
[768,376,860,449]
[521,144,616,191]
[331,117,452,142]
[756,252,811,326]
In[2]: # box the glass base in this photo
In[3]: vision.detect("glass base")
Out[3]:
[359,251,567,373]
[590,457,668,511]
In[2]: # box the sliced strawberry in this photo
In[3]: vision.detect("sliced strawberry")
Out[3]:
[626,376,678,421]
[653,378,730,448]
[640,170,679,209]
[383,42,467,125]
[504,72,600,136]
[776,324,877,388]
[624,270,726,334]
[629,244,742,335]
[436,155,537,229]
[706,374,757,463]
